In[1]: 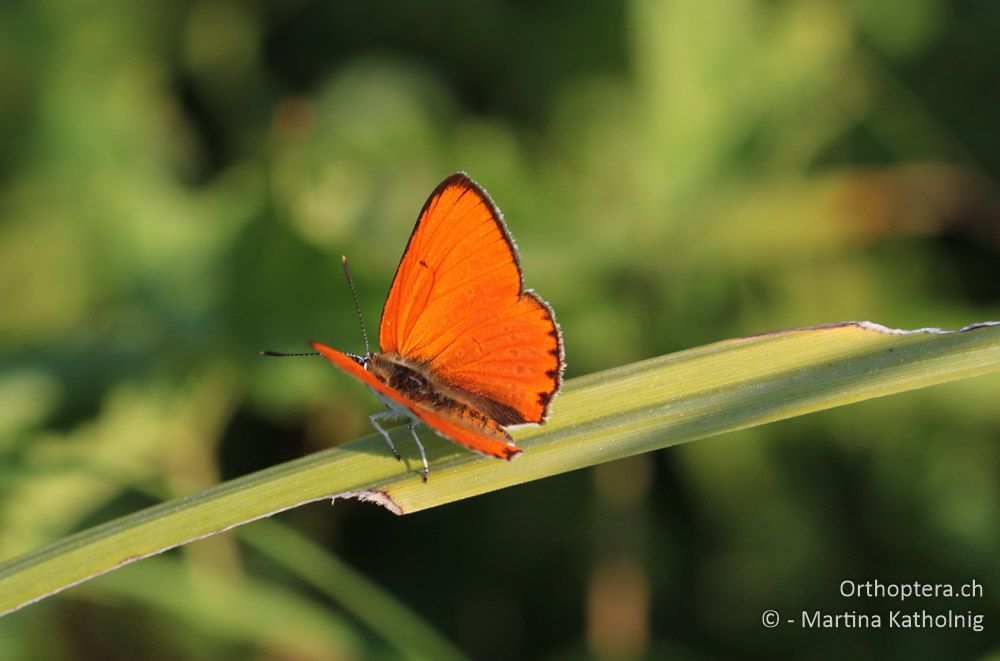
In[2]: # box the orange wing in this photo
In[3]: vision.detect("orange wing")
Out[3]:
[379,173,563,425]
[311,341,521,459]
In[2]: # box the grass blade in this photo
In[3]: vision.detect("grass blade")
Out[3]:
[1,320,998,616]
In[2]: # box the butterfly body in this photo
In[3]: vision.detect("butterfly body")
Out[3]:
[311,172,563,478]
[380,351,516,442]
[368,352,519,435]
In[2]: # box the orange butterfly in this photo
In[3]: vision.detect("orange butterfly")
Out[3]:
[283,173,563,480]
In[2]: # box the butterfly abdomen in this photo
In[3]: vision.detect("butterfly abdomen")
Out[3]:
[369,353,514,443]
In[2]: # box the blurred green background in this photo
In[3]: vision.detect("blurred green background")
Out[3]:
[2,0,999,658]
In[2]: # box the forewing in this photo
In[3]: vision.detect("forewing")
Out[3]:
[312,341,522,460]
[378,173,562,424]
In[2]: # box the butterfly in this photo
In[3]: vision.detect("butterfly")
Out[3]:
[271,173,564,480]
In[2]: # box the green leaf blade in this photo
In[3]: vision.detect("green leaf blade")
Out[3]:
[2,320,998,617]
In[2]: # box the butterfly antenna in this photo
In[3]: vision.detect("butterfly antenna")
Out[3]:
[341,255,371,356]
[259,350,320,357]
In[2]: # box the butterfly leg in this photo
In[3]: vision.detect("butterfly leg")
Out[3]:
[369,410,402,461]
[407,423,430,482]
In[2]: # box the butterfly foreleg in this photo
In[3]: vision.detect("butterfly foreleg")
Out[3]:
[408,423,429,482]
[369,410,402,461]
[369,410,430,482]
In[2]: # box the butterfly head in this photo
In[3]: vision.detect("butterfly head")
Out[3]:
[346,351,374,371]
